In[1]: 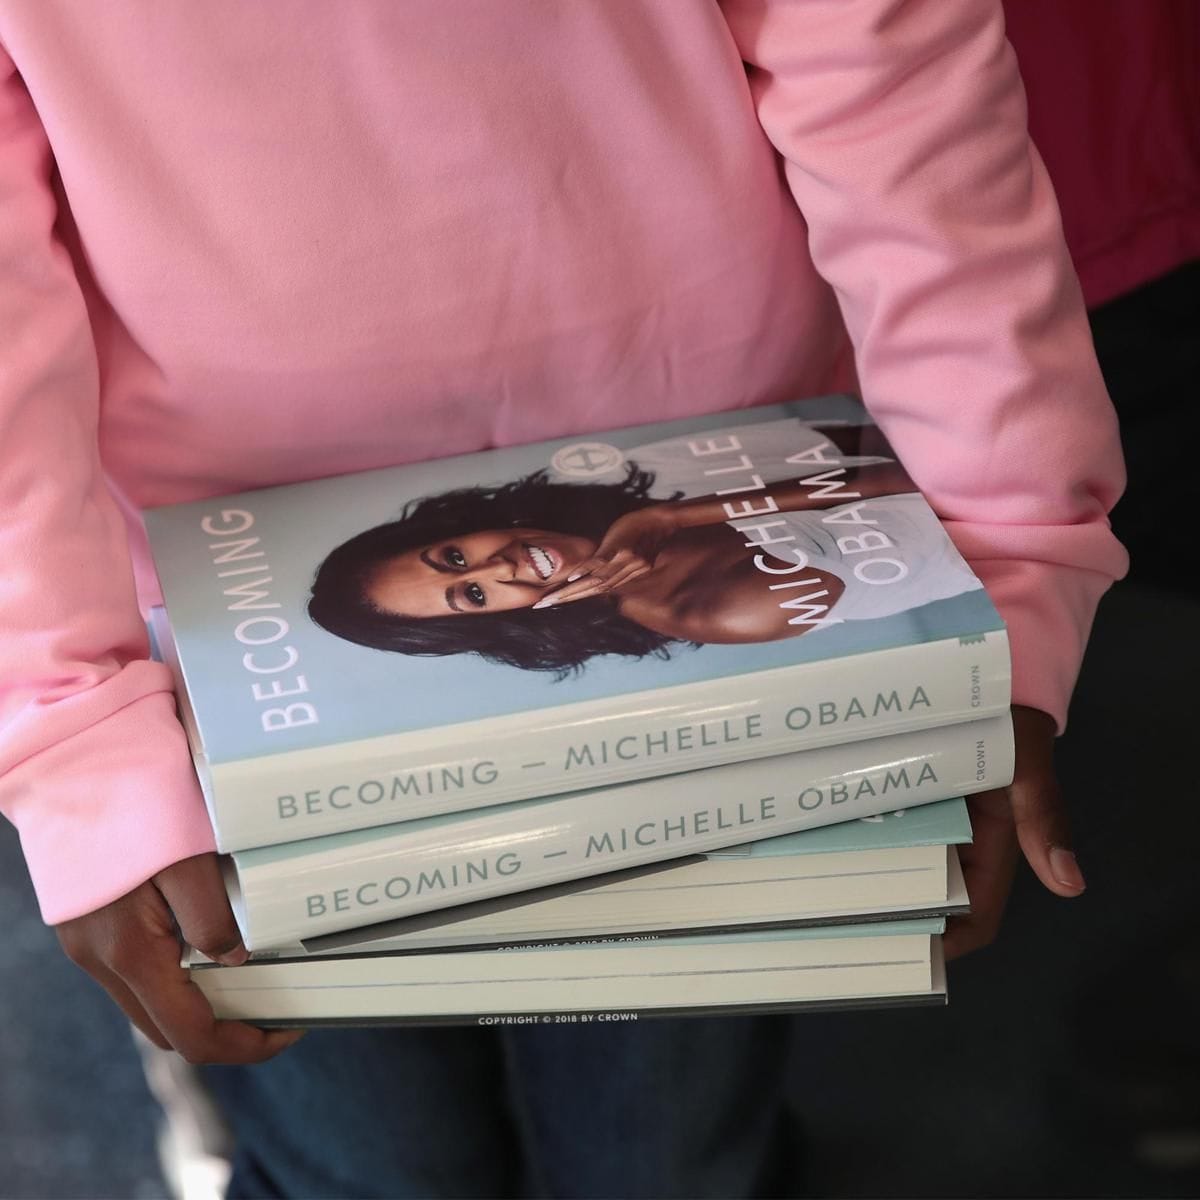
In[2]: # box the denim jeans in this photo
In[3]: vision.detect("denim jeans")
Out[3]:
[203,1015,801,1198]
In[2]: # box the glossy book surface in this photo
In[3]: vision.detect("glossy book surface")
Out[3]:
[146,394,1010,849]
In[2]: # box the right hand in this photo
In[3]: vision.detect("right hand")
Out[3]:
[533,504,679,608]
[943,705,1085,961]
[56,852,303,1065]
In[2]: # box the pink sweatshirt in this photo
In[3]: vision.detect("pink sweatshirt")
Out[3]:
[0,1,1127,926]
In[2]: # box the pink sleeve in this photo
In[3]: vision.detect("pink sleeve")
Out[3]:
[719,0,1129,731]
[0,46,214,924]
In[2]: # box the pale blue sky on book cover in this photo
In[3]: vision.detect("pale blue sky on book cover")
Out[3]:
[146,396,1004,765]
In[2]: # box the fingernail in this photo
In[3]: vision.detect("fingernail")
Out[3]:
[216,945,250,967]
[532,599,554,610]
[566,572,583,583]
[1049,847,1086,893]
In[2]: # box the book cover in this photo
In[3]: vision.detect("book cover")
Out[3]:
[188,920,948,1027]
[145,394,1010,851]
[226,714,1008,948]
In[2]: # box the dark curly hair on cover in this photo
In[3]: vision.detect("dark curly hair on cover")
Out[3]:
[307,465,691,677]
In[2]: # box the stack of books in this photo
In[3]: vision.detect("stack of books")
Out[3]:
[145,394,1013,1026]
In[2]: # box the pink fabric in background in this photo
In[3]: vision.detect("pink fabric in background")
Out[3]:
[1005,0,1200,307]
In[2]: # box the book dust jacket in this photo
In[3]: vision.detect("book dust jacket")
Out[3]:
[145,394,1009,849]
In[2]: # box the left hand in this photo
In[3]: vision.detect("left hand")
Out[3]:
[57,853,304,1063]
[533,505,678,608]
[943,704,1086,961]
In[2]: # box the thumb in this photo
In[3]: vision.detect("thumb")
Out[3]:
[1008,706,1086,898]
[153,852,249,966]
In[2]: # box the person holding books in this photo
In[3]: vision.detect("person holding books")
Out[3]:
[0,2,1126,1197]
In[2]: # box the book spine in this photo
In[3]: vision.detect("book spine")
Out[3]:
[212,629,1010,851]
[200,991,949,1028]
[193,931,938,1025]
[233,713,1012,948]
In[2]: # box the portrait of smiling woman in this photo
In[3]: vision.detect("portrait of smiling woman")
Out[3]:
[307,417,984,674]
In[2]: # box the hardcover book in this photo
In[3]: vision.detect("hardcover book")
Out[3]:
[225,715,1009,948]
[188,919,949,1027]
[145,394,1010,852]
[255,798,973,957]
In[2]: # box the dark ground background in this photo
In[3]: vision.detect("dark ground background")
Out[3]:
[1,263,1197,1198]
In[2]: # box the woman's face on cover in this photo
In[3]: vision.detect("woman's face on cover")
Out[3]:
[363,528,597,618]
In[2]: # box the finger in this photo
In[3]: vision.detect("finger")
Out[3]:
[154,852,248,965]
[533,578,592,608]
[943,790,1018,961]
[555,554,631,596]
[561,546,643,589]
[88,960,174,1051]
[540,553,650,607]
[567,557,647,598]
[58,877,300,1065]
[538,580,612,607]
[563,554,608,585]
[144,859,304,1063]
[579,527,645,575]
[563,547,636,586]
[534,573,615,607]
[600,561,651,592]
[129,955,305,1065]
[112,888,302,1065]
[1011,772,1084,897]
[1007,707,1085,898]
[60,919,174,1049]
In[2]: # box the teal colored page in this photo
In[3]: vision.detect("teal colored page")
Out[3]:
[709,795,972,857]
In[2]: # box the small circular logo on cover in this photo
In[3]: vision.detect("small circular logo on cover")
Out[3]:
[551,442,625,478]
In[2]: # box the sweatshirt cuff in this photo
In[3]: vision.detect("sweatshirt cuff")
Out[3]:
[4,691,215,925]
[969,556,1118,734]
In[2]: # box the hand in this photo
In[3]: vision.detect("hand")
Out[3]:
[533,505,678,607]
[943,705,1086,961]
[56,852,303,1064]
